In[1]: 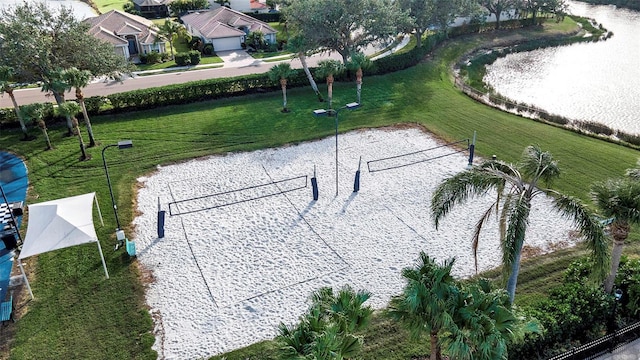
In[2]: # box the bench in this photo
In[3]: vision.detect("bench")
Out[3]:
[0,294,13,324]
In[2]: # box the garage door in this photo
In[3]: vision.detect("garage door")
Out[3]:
[212,37,242,51]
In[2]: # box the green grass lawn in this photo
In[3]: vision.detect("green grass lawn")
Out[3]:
[92,0,128,13]
[1,19,639,359]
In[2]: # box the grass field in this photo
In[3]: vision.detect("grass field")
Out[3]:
[1,18,639,359]
[91,0,127,13]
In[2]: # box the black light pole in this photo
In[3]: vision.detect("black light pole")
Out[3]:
[313,102,360,196]
[102,140,133,246]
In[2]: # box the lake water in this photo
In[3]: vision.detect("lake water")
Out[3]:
[0,0,97,20]
[484,1,640,134]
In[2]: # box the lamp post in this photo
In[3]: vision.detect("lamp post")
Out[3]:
[102,140,133,246]
[313,102,360,196]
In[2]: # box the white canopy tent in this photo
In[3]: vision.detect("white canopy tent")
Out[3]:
[18,193,108,299]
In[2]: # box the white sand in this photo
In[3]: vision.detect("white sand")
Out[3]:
[133,127,577,359]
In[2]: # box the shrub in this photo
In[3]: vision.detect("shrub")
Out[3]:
[175,52,190,66]
[575,120,614,136]
[202,43,214,56]
[616,131,640,146]
[188,50,201,65]
[142,52,162,64]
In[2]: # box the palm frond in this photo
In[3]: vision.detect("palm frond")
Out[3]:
[520,145,560,186]
[552,192,609,281]
[431,169,504,228]
[472,201,499,274]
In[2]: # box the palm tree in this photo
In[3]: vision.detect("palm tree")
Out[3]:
[268,63,295,113]
[388,252,458,360]
[55,101,88,160]
[443,280,541,360]
[63,67,97,147]
[286,34,323,101]
[42,69,74,136]
[315,60,344,110]
[20,103,52,150]
[431,145,608,303]
[155,19,187,60]
[278,285,372,359]
[347,52,372,105]
[591,178,640,293]
[0,65,30,140]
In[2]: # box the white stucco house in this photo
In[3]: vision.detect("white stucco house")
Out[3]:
[84,10,166,62]
[181,7,276,52]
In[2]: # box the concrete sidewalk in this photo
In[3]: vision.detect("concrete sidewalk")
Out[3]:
[595,338,640,359]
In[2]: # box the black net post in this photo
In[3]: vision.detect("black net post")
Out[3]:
[354,156,361,192]
[312,165,319,200]
[157,197,166,238]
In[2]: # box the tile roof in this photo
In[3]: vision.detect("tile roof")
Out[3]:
[132,0,171,5]
[250,0,268,10]
[182,7,276,39]
[83,10,159,45]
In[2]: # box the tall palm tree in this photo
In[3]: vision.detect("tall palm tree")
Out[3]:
[268,63,295,113]
[388,252,458,360]
[591,178,640,293]
[431,145,608,303]
[347,52,372,105]
[20,103,52,150]
[63,67,97,147]
[42,69,74,136]
[155,19,187,60]
[315,59,344,110]
[0,65,30,140]
[286,34,323,101]
[55,101,88,160]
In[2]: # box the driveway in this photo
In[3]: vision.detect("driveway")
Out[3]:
[216,50,265,68]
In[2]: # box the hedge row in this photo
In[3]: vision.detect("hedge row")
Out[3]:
[0,18,534,128]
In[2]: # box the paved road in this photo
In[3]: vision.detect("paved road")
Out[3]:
[0,37,410,108]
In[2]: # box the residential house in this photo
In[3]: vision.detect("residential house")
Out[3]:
[84,10,166,62]
[208,0,271,14]
[132,0,171,18]
[181,7,276,51]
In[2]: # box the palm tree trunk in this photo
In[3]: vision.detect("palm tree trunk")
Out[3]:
[356,68,363,104]
[430,330,442,360]
[77,89,96,147]
[506,241,524,304]
[280,78,288,112]
[415,29,424,48]
[327,74,334,110]
[605,225,629,292]
[605,239,625,293]
[38,121,52,150]
[53,92,73,136]
[299,54,323,101]
[7,90,28,138]
[72,117,87,160]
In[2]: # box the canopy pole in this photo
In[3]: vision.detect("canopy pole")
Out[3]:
[17,259,34,299]
[94,194,104,227]
[96,241,109,279]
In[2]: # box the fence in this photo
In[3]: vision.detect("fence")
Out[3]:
[547,321,640,360]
